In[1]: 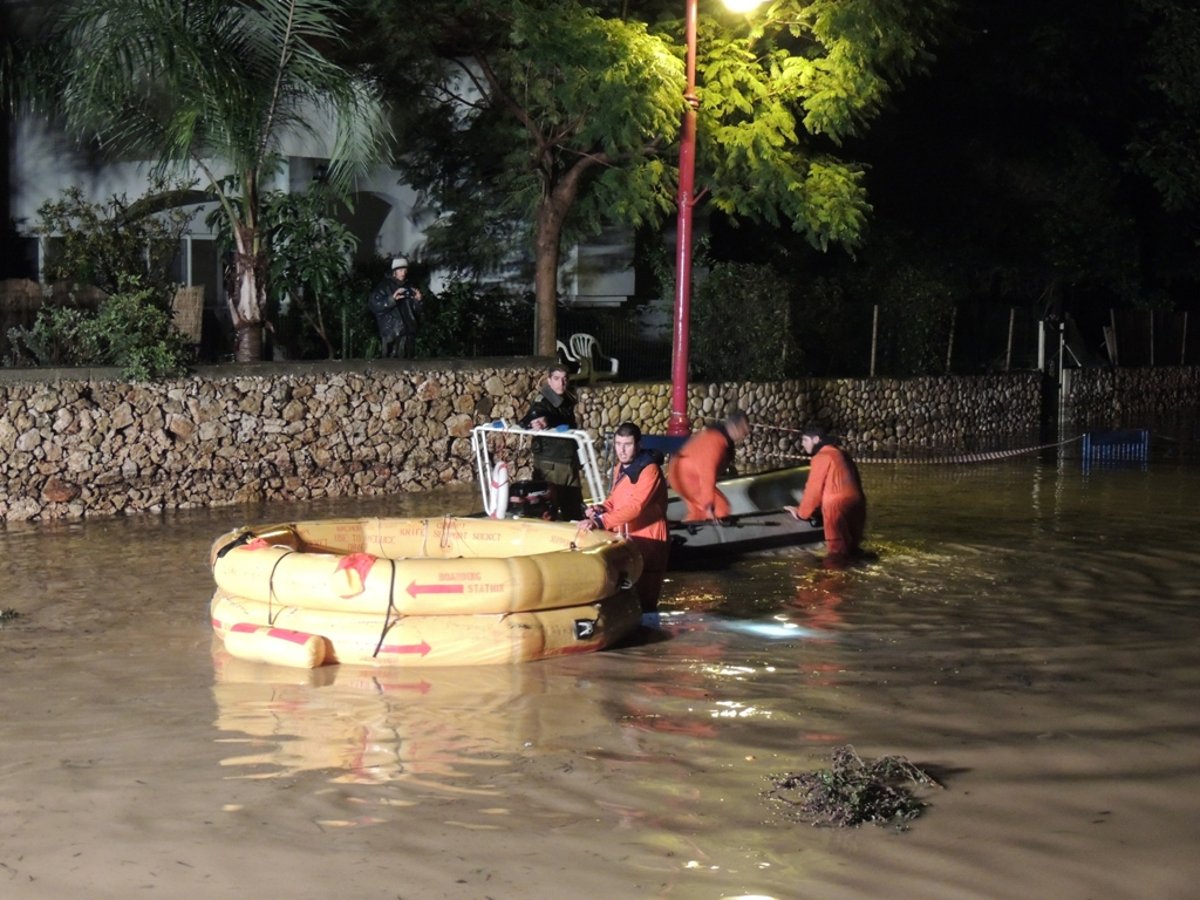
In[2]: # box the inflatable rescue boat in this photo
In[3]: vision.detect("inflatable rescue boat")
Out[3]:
[209,516,643,669]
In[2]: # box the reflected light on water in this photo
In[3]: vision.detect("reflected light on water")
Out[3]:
[718,619,824,640]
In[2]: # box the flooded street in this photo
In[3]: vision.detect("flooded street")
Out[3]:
[2,452,1199,899]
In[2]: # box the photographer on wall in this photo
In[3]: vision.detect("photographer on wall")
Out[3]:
[367,256,423,358]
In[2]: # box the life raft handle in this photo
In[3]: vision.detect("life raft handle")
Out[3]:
[214,524,300,560]
[214,530,254,560]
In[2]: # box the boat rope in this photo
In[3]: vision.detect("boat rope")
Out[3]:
[748,423,1085,465]
[265,547,296,626]
[372,558,401,659]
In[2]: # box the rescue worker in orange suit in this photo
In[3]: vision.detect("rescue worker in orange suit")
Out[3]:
[787,424,867,569]
[580,422,669,612]
[667,410,750,523]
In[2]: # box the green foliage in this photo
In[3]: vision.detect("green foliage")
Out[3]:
[870,263,957,377]
[9,182,196,378]
[691,261,799,381]
[279,271,381,361]
[262,190,358,358]
[793,275,868,376]
[371,0,683,274]
[36,0,391,360]
[1130,0,1200,221]
[416,281,535,358]
[6,304,96,368]
[35,182,194,310]
[367,0,949,354]
[7,284,193,380]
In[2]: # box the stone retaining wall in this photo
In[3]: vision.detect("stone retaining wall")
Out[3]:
[2,361,1195,523]
[1064,366,1200,428]
[576,373,1044,464]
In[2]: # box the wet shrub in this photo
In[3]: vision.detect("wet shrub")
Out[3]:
[766,745,943,829]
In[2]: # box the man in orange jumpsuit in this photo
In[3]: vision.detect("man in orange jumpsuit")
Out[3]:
[581,422,669,612]
[788,424,867,569]
[667,411,749,523]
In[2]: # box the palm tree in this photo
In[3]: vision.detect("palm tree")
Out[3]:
[41,0,390,361]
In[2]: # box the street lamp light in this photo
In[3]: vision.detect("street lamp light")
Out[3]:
[667,0,764,436]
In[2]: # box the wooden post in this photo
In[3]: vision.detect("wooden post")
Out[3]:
[1109,308,1119,366]
[1005,306,1015,371]
[870,304,879,377]
[1182,311,1188,365]
[945,306,956,374]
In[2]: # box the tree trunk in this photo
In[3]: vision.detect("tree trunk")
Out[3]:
[234,322,264,363]
[535,219,561,360]
[531,162,593,358]
[228,224,266,362]
[533,206,563,358]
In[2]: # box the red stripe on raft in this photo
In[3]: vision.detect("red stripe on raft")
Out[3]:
[267,627,313,645]
[227,621,316,645]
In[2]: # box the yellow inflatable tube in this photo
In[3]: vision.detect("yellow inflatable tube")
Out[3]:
[210,516,642,616]
[210,588,641,667]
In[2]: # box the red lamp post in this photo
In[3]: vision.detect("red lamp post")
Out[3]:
[666,0,701,436]
[666,0,762,437]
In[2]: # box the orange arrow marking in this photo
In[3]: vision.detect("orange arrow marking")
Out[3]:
[405,580,464,598]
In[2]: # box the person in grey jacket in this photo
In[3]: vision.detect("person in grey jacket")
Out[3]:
[367,257,422,358]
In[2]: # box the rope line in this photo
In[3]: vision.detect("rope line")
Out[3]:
[749,426,1084,466]
[372,558,400,659]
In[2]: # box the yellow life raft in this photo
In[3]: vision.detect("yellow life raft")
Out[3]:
[208,516,643,669]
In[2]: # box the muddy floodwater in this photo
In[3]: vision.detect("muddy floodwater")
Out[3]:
[2,450,1199,899]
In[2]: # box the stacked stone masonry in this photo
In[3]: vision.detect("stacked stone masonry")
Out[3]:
[1,360,1196,523]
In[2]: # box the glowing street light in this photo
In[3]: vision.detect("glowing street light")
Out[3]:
[667,0,765,436]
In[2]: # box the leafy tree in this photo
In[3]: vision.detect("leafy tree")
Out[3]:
[210,189,359,359]
[35,182,194,309]
[25,0,391,362]
[845,0,1195,334]
[363,0,951,357]
[364,0,682,355]
[1130,0,1200,240]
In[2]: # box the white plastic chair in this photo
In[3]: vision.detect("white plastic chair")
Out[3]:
[568,333,618,383]
[556,339,581,375]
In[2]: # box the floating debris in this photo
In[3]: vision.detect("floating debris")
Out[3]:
[0,608,21,627]
[766,744,943,830]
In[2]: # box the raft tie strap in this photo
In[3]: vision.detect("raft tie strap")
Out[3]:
[265,548,295,626]
[371,558,401,659]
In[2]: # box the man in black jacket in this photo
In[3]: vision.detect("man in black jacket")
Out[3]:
[518,364,582,520]
[367,257,422,358]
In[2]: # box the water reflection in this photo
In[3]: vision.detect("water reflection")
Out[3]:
[211,645,592,789]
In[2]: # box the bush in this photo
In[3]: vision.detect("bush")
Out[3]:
[36,182,193,311]
[691,261,800,381]
[7,284,193,380]
[416,280,535,358]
